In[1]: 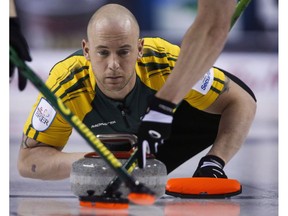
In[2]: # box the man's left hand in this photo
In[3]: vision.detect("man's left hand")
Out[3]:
[193,155,228,178]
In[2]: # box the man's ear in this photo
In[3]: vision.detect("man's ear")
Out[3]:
[82,39,90,60]
[137,38,144,59]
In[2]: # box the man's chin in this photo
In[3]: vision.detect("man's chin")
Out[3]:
[104,84,124,92]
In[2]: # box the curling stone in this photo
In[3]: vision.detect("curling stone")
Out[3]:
[70,134,167,199]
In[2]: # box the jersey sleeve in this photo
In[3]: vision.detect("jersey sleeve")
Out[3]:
[23,53,95,148]
[184,67,226,110]
[23,64,73,148]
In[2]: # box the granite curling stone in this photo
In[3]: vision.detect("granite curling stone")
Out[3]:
[70,134,168,199]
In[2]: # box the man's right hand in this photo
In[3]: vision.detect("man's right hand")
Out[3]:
[136,96,176,169]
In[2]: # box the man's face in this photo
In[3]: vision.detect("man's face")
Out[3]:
[83,19,142,99]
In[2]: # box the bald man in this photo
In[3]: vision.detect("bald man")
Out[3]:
[18,3,256,181]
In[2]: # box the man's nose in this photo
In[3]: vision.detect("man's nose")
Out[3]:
[108,55,120,70]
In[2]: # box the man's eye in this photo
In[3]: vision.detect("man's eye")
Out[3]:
[118,49,130,56]
[98,50,109,56]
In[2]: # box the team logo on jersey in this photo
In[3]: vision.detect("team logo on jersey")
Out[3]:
[192,69,214,95]
[32,98,56,131]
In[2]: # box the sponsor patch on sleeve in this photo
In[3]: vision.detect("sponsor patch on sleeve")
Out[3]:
[192,69,214,95]
[32,98,56,131]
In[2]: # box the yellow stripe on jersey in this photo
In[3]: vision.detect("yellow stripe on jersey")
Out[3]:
[184,67,226,110]
[136,37,180,91]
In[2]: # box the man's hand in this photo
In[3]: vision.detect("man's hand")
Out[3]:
[136,96,176,168]
[193,155,228,178]
[10,17,32,91]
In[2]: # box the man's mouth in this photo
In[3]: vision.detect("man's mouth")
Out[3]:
[105,76,123,83]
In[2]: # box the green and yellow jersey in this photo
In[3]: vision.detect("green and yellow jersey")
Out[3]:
[23,37,226,149]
